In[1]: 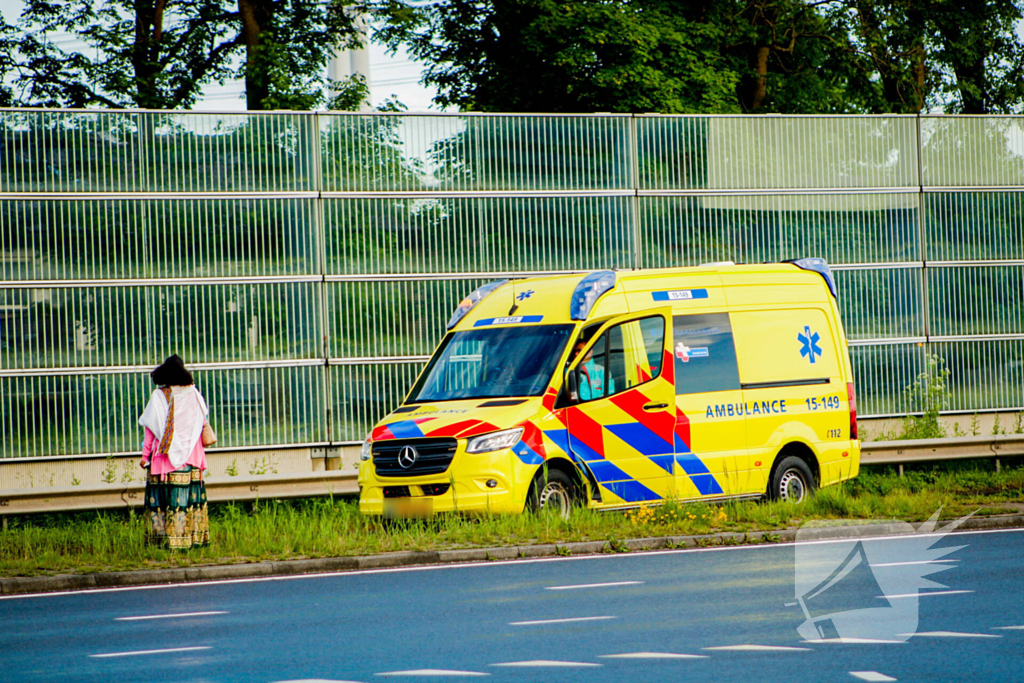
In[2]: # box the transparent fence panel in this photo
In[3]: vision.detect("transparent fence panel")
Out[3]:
[325,196,635,275]
[921,117,1024,188]
[322,114,632,192]
[924,192,1024,262]
[638,194,919,268]
[928,266,1024,337]
[0,111,140,193]
[0,366,323,458]
[0,111,316,193]
[850,343,926,417]
[638,116,918,191]
[835,268,923,340]
[1,198,319,280]
[200,365,326,446]
[331,362,425,442]
[328,279,488,359]
[0,282,321,369]
[0,372,150,458]
[930,340,1024,412]
[141,113,316,192]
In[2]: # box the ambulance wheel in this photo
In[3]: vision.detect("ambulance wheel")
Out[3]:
[527,469,575,519]
[769,456,815,503]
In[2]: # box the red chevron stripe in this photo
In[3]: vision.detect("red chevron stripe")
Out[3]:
[675,407,691,450]
[662,348,675,385]
[566,406,605,457]
[520,421,547,459]
[609,390,674,445]
[371,424,395,441]
[458,421,500,437]
[542,386,558,412]
[425,419,482,437]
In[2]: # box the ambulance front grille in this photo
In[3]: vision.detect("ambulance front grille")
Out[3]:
[373,438,458,477]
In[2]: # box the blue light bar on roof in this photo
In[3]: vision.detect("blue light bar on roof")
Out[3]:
[787,257,837,298]
[570,270,616,320]
[447,279,508,329]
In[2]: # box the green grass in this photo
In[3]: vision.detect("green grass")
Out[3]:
[1,463,1022,578]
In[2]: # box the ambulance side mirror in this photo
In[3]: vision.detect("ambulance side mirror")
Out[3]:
[566,370,579,403]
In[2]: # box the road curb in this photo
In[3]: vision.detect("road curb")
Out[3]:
[2,514,1022,597]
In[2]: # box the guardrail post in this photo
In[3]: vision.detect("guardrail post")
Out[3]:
[996,458,1001,473]
[898,464,904,477]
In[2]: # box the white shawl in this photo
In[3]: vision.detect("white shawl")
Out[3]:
[138,385,209,468]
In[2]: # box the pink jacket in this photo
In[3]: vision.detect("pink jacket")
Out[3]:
[141,428,207,475]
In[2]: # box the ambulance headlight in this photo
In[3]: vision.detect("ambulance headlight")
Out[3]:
[466,428,524,454]
[360,436,373,461]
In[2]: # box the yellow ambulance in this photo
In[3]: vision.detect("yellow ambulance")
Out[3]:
[358,259,860,517]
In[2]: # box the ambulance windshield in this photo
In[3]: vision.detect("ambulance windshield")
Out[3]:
[409,324,575,402]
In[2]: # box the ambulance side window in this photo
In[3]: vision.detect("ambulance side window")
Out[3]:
[672,313,740,394]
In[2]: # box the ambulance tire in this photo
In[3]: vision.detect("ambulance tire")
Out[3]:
[769,456,815,503]
[527,469,576,519]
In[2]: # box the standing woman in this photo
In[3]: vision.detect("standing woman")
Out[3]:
[138,355,212,549]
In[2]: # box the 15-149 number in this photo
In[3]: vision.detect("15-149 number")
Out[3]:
[806,395,842,411]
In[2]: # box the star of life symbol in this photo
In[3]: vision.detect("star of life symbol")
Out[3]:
[516,289,535,301]
[798,325,823,364]
[792,508,973,643]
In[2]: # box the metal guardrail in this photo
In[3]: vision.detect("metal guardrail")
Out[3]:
[860,434,1024,473]
[0,471,358,515]
[1,435,1021,516]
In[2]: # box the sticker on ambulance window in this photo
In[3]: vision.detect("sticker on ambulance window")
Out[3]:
[473,315,544,327]
[653,289,709,302]
[675,343,709,362]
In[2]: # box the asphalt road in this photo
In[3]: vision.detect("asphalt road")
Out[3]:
[1,528,1022,683]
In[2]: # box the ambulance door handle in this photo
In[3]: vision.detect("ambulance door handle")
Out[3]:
[643,402,668,411]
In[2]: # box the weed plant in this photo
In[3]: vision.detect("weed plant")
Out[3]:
[0,463,1020,578]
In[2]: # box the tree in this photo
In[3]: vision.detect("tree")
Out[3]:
[376,0,1024,114]
[0,0,367,110]
[826,0,1024,113]
[374,0,867,114]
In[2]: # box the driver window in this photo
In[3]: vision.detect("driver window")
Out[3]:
[576,317,663,402]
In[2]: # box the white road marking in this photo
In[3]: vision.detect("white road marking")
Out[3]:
[375,671,488,677]
[491,661,600,667]
[901,631,1001,638]
[850,672,897,682]
[600,652,708,659]
[993,625,1024,630]
[880,590,974,600]
[271,680,366,683]
[6,527,1021,601]
[89,646,212,658]
[545,581,643,590]
[802,638,905,644]
[870,559,957,567]
[510,616,616,626]
[702,644,811,652]
[115,610,228,621]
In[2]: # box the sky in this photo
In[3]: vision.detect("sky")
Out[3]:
[0,0,441,112]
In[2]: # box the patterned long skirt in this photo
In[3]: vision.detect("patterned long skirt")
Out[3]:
[144,465,210,549]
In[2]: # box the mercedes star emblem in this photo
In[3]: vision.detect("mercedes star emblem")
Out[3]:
[397,445,419,469]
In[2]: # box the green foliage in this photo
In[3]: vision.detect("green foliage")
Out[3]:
[374,0,1024,114]
[374,0,862,113]
[0,0,366,110]
[101,455,117,484]
[3,461,1023,576]
[898,354,950,440]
